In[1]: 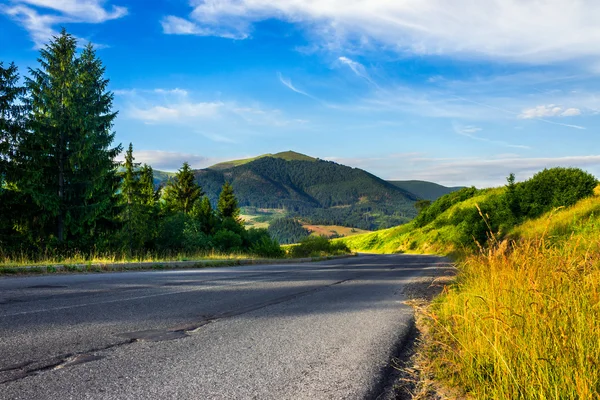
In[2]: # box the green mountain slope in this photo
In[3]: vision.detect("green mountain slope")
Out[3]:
[156,152,420,230]
[208,150,316,170]
[388,180,464,200]
[341,167,598,255]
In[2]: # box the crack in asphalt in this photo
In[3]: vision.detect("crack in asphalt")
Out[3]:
[0,276,357,385]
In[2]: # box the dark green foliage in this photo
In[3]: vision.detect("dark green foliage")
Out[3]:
[217,182,240,219]
[247,228,284,258]
[415,200,432,214]
[268,218,310,244]
[156,213,188,252]
[212,229,243,252]
[190,197,217,235]
[415,187,480,228]
[0,62,27,251]
[116,144,159,254]
[163,162,203,214]
[19,31,121,248]
[515,168,597,219]
[417,168,598,250]
[290,236,351,258]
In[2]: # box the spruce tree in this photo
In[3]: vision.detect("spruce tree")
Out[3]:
[139,164,158,207]
[0,62,27,250]
[20,30,121,247]
[217,182,240,219]
[163,162,203,214]
[118,143,140,254]
[191,196,216,235]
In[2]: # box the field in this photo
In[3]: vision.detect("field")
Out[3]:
[303,224,371,238]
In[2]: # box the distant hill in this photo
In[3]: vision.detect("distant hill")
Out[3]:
[155,152,419,230]
[388,180,464,201]
[208,151,316,170]
[153,170,175,187]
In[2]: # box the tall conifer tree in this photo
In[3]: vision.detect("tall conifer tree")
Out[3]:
[20,30,121,247]
[0,62,27,249]
[163,162,203,214]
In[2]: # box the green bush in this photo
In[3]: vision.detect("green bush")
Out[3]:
[250,236,284,258]
[212,229,243,252]
[290,235,350,258]
[182,220,212,252]
[516,167,597,219]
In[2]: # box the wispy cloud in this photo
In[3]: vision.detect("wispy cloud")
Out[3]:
[338,56,377,86]
[161,15,247,39]
[453,123,530,149]
[277,72,313,98]
[2,0,127,48]
[163,1,600,65]
[118,86,299,127]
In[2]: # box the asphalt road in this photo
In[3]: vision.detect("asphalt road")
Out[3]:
[0,254,450,400]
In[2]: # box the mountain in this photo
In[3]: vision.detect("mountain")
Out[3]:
[388,180,464,201]
[155,152,420,230]
[208,151,316,170]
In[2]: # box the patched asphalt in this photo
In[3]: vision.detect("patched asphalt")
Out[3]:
[0,254,450,399]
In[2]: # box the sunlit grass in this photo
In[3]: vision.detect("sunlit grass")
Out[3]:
[0,249,259,268]
[422,198,600,399]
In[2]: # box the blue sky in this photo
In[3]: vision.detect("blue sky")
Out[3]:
[1,0,600,186]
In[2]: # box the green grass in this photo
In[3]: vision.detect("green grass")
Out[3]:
[338,188,502,256]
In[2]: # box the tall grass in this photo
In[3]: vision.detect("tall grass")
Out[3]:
[424,219,600,398]
[0,249,259,268]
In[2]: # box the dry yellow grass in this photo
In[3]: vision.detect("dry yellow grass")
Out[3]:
[423,214,600,398]
[303,224,371,238]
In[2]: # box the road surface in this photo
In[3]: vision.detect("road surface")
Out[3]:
[0,254,450,399]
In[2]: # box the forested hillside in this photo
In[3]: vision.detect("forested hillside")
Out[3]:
[162,155,421,230]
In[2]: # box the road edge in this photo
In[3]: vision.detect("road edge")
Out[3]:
[0,253,358,276]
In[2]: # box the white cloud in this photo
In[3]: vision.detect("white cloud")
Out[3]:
[120,150,212,171]
[161,15,247,39]
[327,153,600,187]
[119,87,297,127]
[2,0,127,47]
[163,1,600,64]
[130,102,224,123]
[519,104,582,119]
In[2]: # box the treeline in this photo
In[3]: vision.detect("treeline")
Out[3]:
[0,30,283,259]
[267,218,310,245]
[415,167,598,248]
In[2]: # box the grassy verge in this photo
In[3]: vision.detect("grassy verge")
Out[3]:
[418,206,600,398]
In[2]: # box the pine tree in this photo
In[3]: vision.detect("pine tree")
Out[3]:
[0,62,24,180]
[0,62,27,250]
[139,164,158,207]
[20,30,121,247]
[191,196,216,235]
[118,143,140,254]
[217,182,240,219]
[163,162,203,214]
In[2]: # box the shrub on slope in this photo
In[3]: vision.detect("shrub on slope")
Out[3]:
[424,185,600,399]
